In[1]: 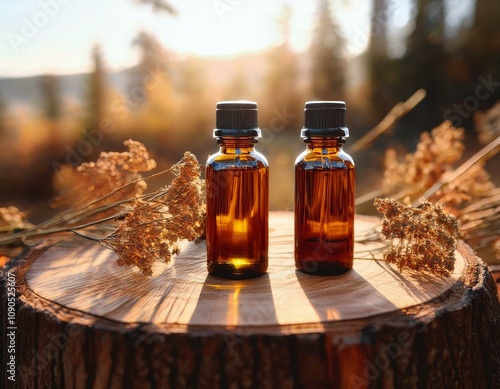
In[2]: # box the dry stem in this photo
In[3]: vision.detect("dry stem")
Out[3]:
[349,89,426,154]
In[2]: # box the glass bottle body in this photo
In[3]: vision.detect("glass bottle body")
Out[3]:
[206,138,269,279]
[294,138,355,275]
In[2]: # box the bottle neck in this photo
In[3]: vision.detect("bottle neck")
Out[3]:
[304,137,345,152]
[217,137,257,154]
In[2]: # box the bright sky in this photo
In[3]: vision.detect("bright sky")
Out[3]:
[0,0,473,78]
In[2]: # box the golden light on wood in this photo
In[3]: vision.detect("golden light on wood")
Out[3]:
[2,212,499,388]
[25,213,465,328]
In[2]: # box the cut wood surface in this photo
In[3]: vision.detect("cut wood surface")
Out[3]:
[25,213,466,329]
[1,212,500,389]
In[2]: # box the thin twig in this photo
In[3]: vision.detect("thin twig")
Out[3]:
[349,89,426,154]
[356,189,383,206]
[71,229,102,242]
[460,189,500,213]
[415,135,500,206]
[0,167,181,246]
[36,166,176,230]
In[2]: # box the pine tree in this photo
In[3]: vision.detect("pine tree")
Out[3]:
[367,0,393,115]
[400,0,446,130]
[129,31,170,108]
[39,74,61,119]
[463,0,500,78]
[133,31,169,74]
[309,0,346,100]
[39,74,64,151]
[262,3,302,130]
[0,95,6,137]
[368,0,388,57]
[85,45,107,132]
[406,0,445,57]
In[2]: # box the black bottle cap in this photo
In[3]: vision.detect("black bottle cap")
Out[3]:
[301,101,349,138]
[214,101,261,137]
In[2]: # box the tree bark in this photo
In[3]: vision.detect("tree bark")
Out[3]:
[1,213,499,388]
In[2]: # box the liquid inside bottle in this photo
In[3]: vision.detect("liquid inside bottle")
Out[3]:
[295,160,355,274]
[206,101,269,279]
[206,159,268,278]
[294,101,355,275]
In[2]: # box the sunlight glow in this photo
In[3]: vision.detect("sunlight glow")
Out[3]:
[0,0,373,77]
[0,0,473,77]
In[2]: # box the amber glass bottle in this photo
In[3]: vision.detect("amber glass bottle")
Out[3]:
[206,101,269,279]
[294,101,355,275]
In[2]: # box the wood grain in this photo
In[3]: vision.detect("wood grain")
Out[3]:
[1,212,499,389]
[26,213,465,329]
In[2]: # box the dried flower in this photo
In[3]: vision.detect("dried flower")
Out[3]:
[101,152,205,276]
[433,162,494,206]
[0,206,32,234]
[54,140,156,217]
[475,102,500,145]
[374,197,460,277]
[382,121,465,198]
[382,121,495,210]
[0,144,206,273]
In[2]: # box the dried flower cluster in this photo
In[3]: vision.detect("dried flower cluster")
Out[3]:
[54,140,156,216]
[355,98,498,269]
[374,197,460,277]
[0,207,32,234]
[382,121,495,207]
[434,162,495,207]
[0,142,206,277]
[383,121,465,198]
[101,152,205,276]
[475,102,500,145]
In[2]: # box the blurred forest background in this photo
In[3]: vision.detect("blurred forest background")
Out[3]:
[0,0,499,216]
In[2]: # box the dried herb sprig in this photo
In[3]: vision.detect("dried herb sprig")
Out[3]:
[52,139,156,222]
[100,152,205,276]
[373,117,499,261]
[374,197,460,277]
[0,143,205,269]
[0,206,33,234]
[0,142,205,276]
[349,89,426,154]
[0,140,156,247]
[475,101,500,145]
[382,121,467,200]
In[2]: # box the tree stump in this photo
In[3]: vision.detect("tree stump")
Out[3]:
[1,212,499,388]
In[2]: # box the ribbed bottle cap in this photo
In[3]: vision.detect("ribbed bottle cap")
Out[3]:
[214,101,261,137]
[301,101,349,138]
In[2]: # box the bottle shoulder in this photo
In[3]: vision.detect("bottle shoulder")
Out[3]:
[207,150,269,170]
[251,149,269,165]
[295,149,355,169]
